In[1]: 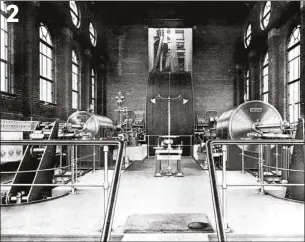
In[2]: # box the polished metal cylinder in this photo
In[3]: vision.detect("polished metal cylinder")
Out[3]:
[67,111,114,139]
[216,101,283,152]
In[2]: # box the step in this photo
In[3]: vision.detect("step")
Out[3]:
[122,233,210,241]
[208,234,305,241]
[0,233,123,242]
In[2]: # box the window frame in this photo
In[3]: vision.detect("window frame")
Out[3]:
[261,52,269,103]
[260,1,271,30]
[69,1,81,28]
[286,25,301,125]
[244,24,252,48]
[39,23,55,103]
[89,22,97,46]
[72,49,80,110]
[1,2,12,93]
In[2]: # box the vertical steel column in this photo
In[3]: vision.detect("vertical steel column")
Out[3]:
[75,145,78,182]
[147,135,150,157]
[264,145,271,173]
[241,145,245,173]
[67,145,71,172]
[222,145,229,231]
[281,146,290,182]
[103,145,109,216]
[59,145,63,168]
[258,145,265,195]
[70,145,76,194]
[155,160,162,177]
[93,143,96,172]
[176,157,183,177]
[275,145,279,175]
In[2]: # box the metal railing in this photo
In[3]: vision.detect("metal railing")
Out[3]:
[205,139,305,242]
[0,139,125,242]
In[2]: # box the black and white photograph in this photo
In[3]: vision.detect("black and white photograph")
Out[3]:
[0,1,304,241]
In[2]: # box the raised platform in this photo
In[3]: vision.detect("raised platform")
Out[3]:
[1,158,304,241]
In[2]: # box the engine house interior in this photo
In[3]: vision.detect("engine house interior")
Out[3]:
[0,1,304,242]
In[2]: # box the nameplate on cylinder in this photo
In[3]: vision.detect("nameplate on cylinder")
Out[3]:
[250,108,262,113]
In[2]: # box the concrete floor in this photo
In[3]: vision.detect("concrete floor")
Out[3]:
[1,157,304,240]
[113,158,304,236]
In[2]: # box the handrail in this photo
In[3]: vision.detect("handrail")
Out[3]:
[206,139,226,242]
[1,165,71,174]
[0,140,124,146]
[206,139,305,242]
[1,139,124,242]
[209,139,304,145]
[101,141,125,242]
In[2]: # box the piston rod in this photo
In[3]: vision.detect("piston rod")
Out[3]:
[255,123,282,129]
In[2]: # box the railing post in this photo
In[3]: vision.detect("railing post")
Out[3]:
[281,146,290,182]
[264,145,271,174]
[75,145,78,182]
[275,145,279,175]
[241,145,245,173]
[93,143,96,173]
[147,135,150,157]
[70,145,76,194]
[104,145,109,216]
[59,145,63,169]
[222,145,230,232]
[67,145,71,172]
[258,145,265,195]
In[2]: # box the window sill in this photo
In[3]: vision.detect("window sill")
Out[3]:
[36,101,57,108]
[0,91,17,99]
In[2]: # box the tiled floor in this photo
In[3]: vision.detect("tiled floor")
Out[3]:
[1,157,304,241]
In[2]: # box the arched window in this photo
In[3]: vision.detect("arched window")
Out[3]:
[261,52,269,102]
[244,70,250,102]
[1,2,11,93]
[244,24,252,48]
[70,1,80,28]
[91,69,96,108]
[261,1,271,30]
[287,25,300,125]
[39,23,54,102]
[89,22,97,46]
[72,50,80,109]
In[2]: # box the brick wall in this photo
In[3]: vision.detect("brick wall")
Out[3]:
[1,2,302,125]
[104,23,242,122]
[193,24,242,117]
[0,2,105,122]
[105,25,148,122]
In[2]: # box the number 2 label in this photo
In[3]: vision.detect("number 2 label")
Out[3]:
[7,4,19,23]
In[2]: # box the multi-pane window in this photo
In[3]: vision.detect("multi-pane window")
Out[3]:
[261,53,269,102]
[72,50,80,109]
[89,22,97,46]
[244,24,252,48]
[1,1,10,92]
[261,1,271,30]
[244,70,250,102]
[91,69,96,108]
[70,1,80,28]
[39,23,54,103]
[287,25,301,125]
